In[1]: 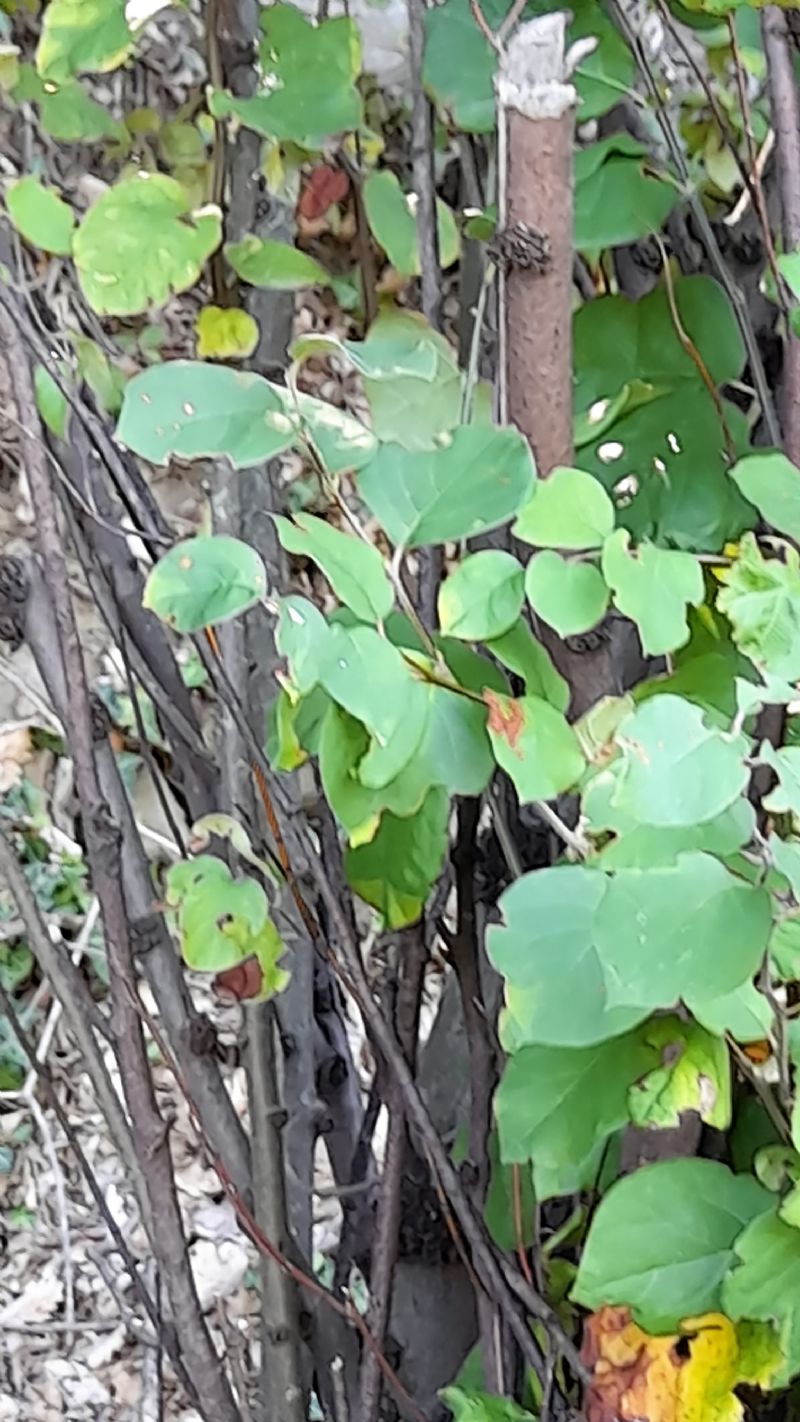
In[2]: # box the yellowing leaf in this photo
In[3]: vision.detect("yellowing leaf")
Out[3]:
[582,1308,783,1422]
[195,305,259,361]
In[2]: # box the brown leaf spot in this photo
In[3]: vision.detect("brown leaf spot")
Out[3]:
[215,957,263,1002]
[484,689,525,752]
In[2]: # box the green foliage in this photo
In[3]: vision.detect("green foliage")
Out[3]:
[36,0,132,84]
[117,362,296,467]
[143,535,267,632]
[34,364,68,438]
[438,551,524,641]
[524,551,609,637]
[358,426,536,548]
[485,692,585,803]
[600,530,704,654]
[600,695,749,827]
[24,0,800,1403]
[574,275,751,548]
[717,532,800,677]
[73,174,222,316]
[344,787,449,928]
[210,4,361,148]
[273,513,393,624]
[730,450,800,542]
[440,1387,536,1421]
[574,135,678,253]
[12,65,125,141]
[225,235,330,290]
[573,1159,771,1331]
[6,175,74,254]
[513,465,614,550]
[363,170,460,275]
[423,0,634,133]
[165,855,288,998]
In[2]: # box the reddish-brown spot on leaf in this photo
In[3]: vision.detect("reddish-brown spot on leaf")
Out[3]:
[215,957,263,1002]
[484,689,525,752]
[298,164,349,221]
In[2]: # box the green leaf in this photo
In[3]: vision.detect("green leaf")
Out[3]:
[496,1026,657,1197]
[363,170,460,275]
[195,305,259,361]
[438,551,524,641]
[36,0,132,83]
[440,1388,536,1422]
[608,695,750,828]
[573,1158,771,1331]
[358,426,536,548]
[524,551,609,637]
[586,771,755,869]
[34,365,68,439]
[6,176,74,254]
[730,450,800,542]
[116,362,295,468]
[276,596,332,696]
[294,391,377,473]
[295,311,463,453]
[273,513,393,624]
[628,1016,731,1130]
[486,620,569,712]
[723,1209,800,1387]
[718,533,800,678]
[760,743,800,815]
[73,174,222,316]
[70,333,125,413]
[485,691,585,803]
[595,852,770,1009]
[13,64,125,142]
[225,234,329,289]
[601,529,704,655]
[320,679,493,840]
[344,788,449,928]
[143,535,267,632]
[513,465,614,550]
[210,4,361,148]
[575,135,678,252]
[319,624,425,756]
[691,981,773,1045]
[770,834,800,899]
[490,866,646,1049]
[165,855,267,972]
[574,276,751,548]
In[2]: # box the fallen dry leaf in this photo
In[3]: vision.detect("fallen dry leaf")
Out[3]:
[0,1273,63,1327]
[0,724,33,793]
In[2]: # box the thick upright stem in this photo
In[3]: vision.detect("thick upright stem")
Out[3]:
[497,15,574,470]
[357,929,426,1422]
[497,13,616,715]
[763,6,800,464]
[408,0,442,624]
[247,1006,306,1422]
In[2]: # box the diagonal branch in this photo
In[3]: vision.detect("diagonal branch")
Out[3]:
[0,305,242,1422]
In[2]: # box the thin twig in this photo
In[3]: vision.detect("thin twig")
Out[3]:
[607,0,782,448]
[358,927,427,1422]
[763,6,800,463]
